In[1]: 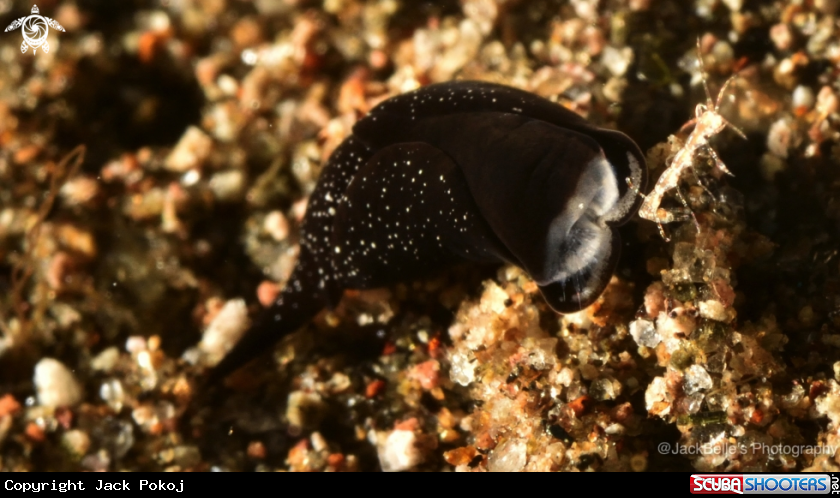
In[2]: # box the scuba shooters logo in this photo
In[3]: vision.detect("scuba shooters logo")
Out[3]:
[4,4,65,54]
[690,474,832,495]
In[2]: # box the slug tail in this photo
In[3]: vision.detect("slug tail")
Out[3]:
[206,248,328,383]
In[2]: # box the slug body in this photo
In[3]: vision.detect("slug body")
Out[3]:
[211,81,646,381]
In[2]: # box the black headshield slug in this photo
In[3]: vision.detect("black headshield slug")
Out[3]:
[209,80,646,381]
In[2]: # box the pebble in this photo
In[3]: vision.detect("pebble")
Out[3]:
[630,319,661,348]
[479,281,508,314]
[487,438,527,472]
[165,126,213,172]
[198,298,250,366]
[815,382,840,427]
[125,336,148,354]
[59,176,100,207]
[684,365,713,395]
[209,169,245,202]
[81,450,111,472]
[111,420,135,459]
[99,379,126,411]
[34,358,83,408]
[601,45,633,77]
[766,117,797,158]
[792,85,815,112]
[256,280,281,307]
[62,429,91,458]
[286,391,327,429]
[816,0,840,15]
[645,376,670,415]
[698,299,729,322]
[90,347,120,373]
[159,445,201,468]
[721,0,743,12]
[816,86,838,116]
[590,377,620,401]
[462,0,498,36]
[449,350,476,386]
[377,429,423,472]
[263,210,290,241]
[770,23,793,52]
[408,360,441,390]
